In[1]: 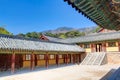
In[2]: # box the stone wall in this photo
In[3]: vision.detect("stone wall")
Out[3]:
[81,53,87,62]
[106,52,120,64]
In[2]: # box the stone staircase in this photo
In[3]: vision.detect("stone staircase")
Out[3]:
[81,52,106,65]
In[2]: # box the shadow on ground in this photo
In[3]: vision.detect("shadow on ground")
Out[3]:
[0,64,74,77]
[100,69,116,80]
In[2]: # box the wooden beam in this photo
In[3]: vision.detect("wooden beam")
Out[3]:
[74,0,86,6]
[11,52,15,74]
[80,2,91,10]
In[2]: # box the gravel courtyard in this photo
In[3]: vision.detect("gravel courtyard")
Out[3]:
[0,64,119,80]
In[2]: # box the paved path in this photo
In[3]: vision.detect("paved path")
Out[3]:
[0,64,120,80]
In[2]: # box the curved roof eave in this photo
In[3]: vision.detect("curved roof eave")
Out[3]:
[64,0,120,30]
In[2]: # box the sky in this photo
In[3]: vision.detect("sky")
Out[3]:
[0,0,97,34]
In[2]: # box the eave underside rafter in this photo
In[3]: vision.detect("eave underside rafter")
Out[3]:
[64,0,120,30]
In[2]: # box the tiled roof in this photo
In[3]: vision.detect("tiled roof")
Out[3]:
[0,34,84,52]
[59,31,120,43]
[43,35,62,42]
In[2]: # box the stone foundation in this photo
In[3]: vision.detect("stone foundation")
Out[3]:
[84,52,120,65]
[106,52,120,64]
[81,53,87,62]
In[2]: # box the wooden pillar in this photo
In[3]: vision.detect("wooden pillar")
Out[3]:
[102,43,106,52]
[31,53,35,70]
[66,54,68,64]
[73,54,75,64]
[78,54,81,63]
[11,52,15,74]
[56,54,59,66]
[91,44,95,52]
[34,54,37,66]
[70,54,72,63]
[96,44,98,52]
[75,54,76,63]
[91,44,93,52]
[45,54,48,68]
[63,54,66,63]
[118,41,120,51]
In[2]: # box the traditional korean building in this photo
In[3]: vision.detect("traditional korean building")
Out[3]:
[63,0,120,52]
[0,30,120,73]
[0,34,85,73]
[53,29,120,65]
[58,30,120,53]
[40,30,120,53]
[1,0,120,74]
[63,0,120,65]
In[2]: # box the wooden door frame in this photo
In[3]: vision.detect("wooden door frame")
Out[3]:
[95,43,102,52]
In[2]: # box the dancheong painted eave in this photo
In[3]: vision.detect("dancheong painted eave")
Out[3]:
[64,0,120,30]
[0,34,85,53]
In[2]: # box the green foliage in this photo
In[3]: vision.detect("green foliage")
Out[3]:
[44,32,56,37]
[58,33,66,39]
[16,26,100,39]
[17,33,25,37]
[93,26,101,33]
[17,32,42,39]
[65,31,85,38]
[0,27,12,35]
[16,30,85,39]
[0,26,97,39]
[44,31,85,39]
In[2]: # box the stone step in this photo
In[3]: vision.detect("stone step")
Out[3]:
[87,54,97,65]
[81,53,92,65]
[81,52,106,65]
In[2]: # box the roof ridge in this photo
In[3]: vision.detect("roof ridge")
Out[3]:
[65,31,120,39]
[0,34,75,45]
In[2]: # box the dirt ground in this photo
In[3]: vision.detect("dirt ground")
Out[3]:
[0,64,120,80]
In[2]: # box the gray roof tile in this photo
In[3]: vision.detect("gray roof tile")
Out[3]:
[0,34,84,52]
[59,31,120,43]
